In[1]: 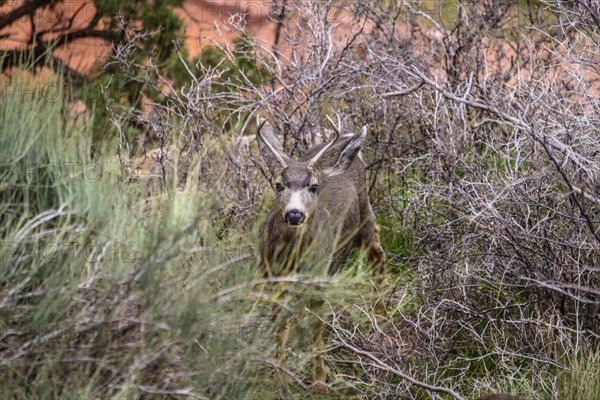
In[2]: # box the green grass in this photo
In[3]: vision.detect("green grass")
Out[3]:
[0,73,272,398]
[558,348,600,400]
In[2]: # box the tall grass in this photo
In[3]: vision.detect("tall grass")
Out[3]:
[558,349,600,400]
[0,73,274,399]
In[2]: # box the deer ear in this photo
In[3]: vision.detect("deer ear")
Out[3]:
[256,120,290,173]
[322,126,367,177]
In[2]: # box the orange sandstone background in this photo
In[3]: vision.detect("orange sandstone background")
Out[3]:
[2,1,596,98]
[0,0,360,73]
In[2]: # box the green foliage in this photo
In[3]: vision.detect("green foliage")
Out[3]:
[0,74,268,398]
[0,74,86,223]
[86,29,270,144]
[94,0,184,62]
[558,349,600,400]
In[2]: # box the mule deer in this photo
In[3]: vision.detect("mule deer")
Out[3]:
[256,117,385,391]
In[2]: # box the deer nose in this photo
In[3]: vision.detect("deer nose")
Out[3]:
[285,210,305,226]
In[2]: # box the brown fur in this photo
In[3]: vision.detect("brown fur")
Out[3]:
[257,122,386,391]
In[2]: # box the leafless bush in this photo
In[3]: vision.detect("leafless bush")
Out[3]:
[106,0,600,397]
[319,1,598,398]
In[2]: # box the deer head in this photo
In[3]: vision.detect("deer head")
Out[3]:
[257,118,367,228]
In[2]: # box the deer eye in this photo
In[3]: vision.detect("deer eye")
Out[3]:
[275,183,285,193]
[309,184,319,193]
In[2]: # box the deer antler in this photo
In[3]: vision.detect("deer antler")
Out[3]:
[325,113,342,137]
[257,116,288,168]
[308,114,341,167]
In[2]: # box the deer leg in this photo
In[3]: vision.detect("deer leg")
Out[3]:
[310,317,329,392]
[308,300,328,392]
[272,306,290,390]
[368,224,387,320]
[368,223,386,276]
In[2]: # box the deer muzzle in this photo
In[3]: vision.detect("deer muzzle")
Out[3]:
[285,209,305,226]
